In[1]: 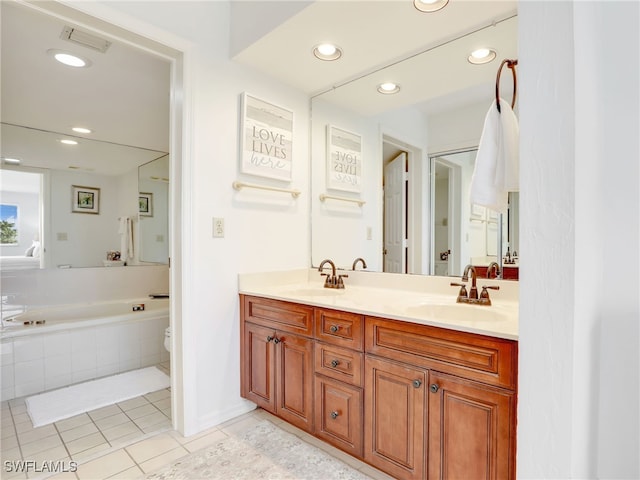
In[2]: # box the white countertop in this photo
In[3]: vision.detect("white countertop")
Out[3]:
[238,269,519,341]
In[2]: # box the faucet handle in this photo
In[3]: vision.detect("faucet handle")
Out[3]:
[480,285,500,303]
[321,273,333,287]
[450,282,468,298]
[337,274,348,288]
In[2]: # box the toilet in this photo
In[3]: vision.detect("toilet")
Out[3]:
[164,327,171,352]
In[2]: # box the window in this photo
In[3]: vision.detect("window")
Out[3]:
[0,204,18,245]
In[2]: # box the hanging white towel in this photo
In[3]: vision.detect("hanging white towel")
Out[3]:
[119,217,134,262]
[470,98,520,214]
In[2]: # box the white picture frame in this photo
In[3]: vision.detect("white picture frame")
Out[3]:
[326,125,362,193]
[240,92,293,181]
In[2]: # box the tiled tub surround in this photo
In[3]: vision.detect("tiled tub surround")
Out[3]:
[238,268,519,340]
[1,300,169,401]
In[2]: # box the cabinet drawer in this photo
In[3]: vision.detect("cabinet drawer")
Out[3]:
[314,308,363,350]
[242,295,313,337]
[314,375,363,458]
[315,342,363,387]
[366,317,518,390]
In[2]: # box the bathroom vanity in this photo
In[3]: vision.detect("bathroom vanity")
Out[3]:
[239,269,518,480]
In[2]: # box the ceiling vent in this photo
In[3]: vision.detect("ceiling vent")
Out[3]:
[60,26,111,53]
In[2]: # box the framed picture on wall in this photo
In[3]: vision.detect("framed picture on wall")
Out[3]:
[71,185,100,214]
[139,192,153,217]
[326,125,362,193]
[240,92,294,181]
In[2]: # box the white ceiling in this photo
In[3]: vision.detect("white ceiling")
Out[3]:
[1,0,517,181]
[232,0,518,115]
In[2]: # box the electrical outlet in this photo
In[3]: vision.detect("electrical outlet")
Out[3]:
[213,217,225,238]
[366,226,372,240]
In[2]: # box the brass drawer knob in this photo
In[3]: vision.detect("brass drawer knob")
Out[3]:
[330,359,340,368]
[330,411,339,419]
[329,325,339,333]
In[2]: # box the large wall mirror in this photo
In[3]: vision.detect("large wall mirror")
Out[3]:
[310,10,518,279]
[0,2,170,270]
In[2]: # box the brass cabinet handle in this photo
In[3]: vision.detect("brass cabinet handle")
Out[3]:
[266,336,274,343]
[273,337,280,344]
[412,379,422,388]
[329,325,339,333]
[430,383,439,393]
[330,411,339,419]
[330,359,340,368]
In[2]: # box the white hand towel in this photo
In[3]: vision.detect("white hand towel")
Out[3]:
[470,98,520,214]
[119,217,134,261]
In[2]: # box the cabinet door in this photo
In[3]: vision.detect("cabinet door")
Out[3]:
[428,371,516,480]
[365,356,426,480]
[241,322,276,413]
[276,332,314,432]
[314,375,363,458]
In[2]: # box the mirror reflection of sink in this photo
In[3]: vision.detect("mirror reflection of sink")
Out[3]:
[280,287,346,297]
[403,303,510,322]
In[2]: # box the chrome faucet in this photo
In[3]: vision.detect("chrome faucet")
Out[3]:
[486,262,501,279]
[352,257,367,270]
[318,259,348,289]
[450,264,499,306]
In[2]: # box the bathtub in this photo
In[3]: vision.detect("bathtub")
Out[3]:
[0,298,170,401]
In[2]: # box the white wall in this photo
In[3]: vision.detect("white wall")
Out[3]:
[518,1,639,478]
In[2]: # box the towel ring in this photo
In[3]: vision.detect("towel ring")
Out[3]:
[495,59,518,113]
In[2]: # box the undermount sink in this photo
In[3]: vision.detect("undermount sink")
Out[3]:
[403,303,510,323]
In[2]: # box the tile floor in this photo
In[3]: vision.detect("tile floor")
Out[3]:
[1,369,393,480]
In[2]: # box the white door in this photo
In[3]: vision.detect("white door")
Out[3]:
[383,153,407,273]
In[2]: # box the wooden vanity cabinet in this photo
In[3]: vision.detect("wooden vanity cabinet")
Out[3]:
[240,296,314,432]
[240,295,518,480]
[313,308,365,457]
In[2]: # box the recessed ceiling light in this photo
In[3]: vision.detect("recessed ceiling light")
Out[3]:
[47,48,92,68]
[313,43,342,61]
[377,82,400,95]
[3,157,21,165]
[413,0,449,13]
[72,127,92,134]
[468,48,497,65]
[59,139,78,145]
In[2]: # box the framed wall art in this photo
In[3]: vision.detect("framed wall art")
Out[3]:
[71,185,100,214]
[139,192,153,217]
[326,125,362,193]
[240,92,293,181]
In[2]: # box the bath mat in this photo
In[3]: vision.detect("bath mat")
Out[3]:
[25,366,170,427]
[145,419,372,480]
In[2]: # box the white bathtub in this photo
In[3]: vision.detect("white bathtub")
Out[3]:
[2,298,169,338]
[0,298,170,401]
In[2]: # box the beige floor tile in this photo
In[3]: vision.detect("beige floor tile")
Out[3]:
[105,430,145,447]
[93,413,130,431]
[17,424,57,446]
[12,413,32,428]
[160,408,171,419]
[74,449,135,480]
[138,445,188,474]
[87,405,121,422]
[2,426,16,440]
[125,433,181,464]
[104,465,143,479]
[46,470,78,480]
[59,423,99,444]
[65,432,107,455]
[140,420,172,435]
[2,412,14,426]
[8,398,25,408]
[21,434,63,457]
[1,433,18,449]
[182,428,227,453]
[117,397,148,412]
[54,414,92,433]
[123,404,156,420]
[132,411,167,430]
[100,421,141,443]
[143,390,170,403]
[10,405,27,416]
[70,443,111,463]
[27,444,69,464]
[0,446,21,462]
[2,469,27,480]
[218,413,262,436]
[150,397,170,411]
